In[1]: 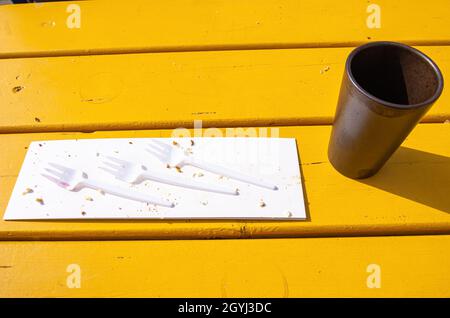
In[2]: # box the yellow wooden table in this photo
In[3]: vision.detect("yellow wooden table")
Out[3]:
[0,0,449,297]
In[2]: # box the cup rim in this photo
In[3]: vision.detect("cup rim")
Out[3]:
[346,41,444,110]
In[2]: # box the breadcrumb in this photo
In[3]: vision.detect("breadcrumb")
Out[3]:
[22,188,33,195]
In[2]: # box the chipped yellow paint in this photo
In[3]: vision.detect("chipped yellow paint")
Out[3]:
[0,46,449,133]
[0,0,450,58]
[1,235,449,297]
[0,124,448,240]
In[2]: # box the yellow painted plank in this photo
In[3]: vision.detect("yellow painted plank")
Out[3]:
[1,235,449,297]
[0,124,449,240]
[1,46,449,133]
[1,0,450,58]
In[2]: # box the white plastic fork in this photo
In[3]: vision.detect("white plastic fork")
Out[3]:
[41,162,174,208]
[100,156,238,196]
[146,139,278,190]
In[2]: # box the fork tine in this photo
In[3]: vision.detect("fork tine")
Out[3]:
[106,156,128,165]
[146,144,164,156]
[48,162,70,172]
[101,161,122,170]
[146,143,166,154]
[149,141,172,155]
[148,139,169,152]
[41,173,67,187]
[98,166,119,176]
[146,147,165,160]
[43,168,64,178]
[146,145,165,156]
[152,139,171,148]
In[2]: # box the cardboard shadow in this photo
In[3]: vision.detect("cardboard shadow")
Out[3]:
[359,147,450,214]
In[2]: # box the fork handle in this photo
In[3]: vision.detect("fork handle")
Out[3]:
[140,170,238,195]
[185,158,278,190]
[82,179,174,208]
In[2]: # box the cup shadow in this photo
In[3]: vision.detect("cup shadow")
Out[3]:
[359,146,450,214]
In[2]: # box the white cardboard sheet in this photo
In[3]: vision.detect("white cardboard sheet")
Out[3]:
[4,138,306,220]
